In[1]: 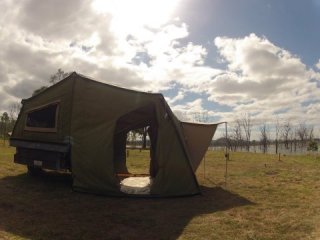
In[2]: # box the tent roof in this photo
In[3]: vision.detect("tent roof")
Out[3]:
[24,72,164,102]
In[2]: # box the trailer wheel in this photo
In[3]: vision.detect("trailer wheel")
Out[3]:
[27,166,42,176]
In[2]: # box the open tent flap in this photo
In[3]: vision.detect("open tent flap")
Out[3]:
[181,122,218,172]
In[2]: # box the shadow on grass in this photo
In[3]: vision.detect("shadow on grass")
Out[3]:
[0,172,253,240]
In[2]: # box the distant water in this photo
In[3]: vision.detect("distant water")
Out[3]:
[210,144,319,155]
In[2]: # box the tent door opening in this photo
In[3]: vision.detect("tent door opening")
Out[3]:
[126,127,151,175]
[113,104,158,194]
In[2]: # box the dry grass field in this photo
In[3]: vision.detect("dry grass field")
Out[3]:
[0,142,319,240]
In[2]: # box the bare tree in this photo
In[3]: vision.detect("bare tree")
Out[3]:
[241,114,251,152]
[33,68,70,97]
[233,119,243,151]
[223,124,232,151]
[49,68,70,85]
[308,125,314,141]
[296,123,308,147]
[290,127,297,152]
[127,131,138,147]
[9,103,21,121]
[282,120,291,149]
[259,123,269,154]
[192,111,209,123]
[274,117,280,154]
[8,102,21,132]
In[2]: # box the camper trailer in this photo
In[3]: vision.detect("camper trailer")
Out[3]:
[10,72,218,197]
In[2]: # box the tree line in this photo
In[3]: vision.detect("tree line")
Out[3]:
[219,114,319,153]
[0,103,21,143]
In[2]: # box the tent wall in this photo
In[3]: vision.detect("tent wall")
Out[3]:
[181,122,218,171]
[150,113,200,196]
[11,75,75,143]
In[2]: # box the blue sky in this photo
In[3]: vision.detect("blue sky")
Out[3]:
[0,0,320,138]
[168,0,320,128]
[179,0,320,67]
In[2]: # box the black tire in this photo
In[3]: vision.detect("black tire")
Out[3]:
[27,166,42,177]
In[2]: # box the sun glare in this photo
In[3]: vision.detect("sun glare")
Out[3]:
[92,0,181,31]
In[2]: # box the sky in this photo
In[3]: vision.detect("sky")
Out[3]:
[1,0,320,137]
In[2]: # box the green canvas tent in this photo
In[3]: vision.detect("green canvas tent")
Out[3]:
[10,72,218,197]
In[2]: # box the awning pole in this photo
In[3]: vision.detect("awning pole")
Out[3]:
[225,122,229,187]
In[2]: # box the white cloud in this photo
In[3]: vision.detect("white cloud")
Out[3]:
[214,34,308,83]
[172,98,222,123]
[316,59,320,69]
[165,91,185,105]
[172,99,204,112]
[17,0,114,45]
[91,0,181,30]
[0,0,190,110]
[0,1,319,130]
[205,34,320,125]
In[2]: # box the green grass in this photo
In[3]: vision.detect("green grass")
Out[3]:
[0,142,319,240]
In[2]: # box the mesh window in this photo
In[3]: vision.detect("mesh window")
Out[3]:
[26,103,58,130]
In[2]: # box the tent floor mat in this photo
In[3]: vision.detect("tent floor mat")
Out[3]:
[120,176,152,195]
